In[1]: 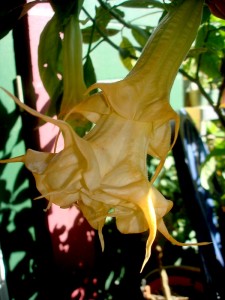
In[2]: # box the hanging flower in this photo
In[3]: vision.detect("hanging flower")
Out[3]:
[0,0,209,271]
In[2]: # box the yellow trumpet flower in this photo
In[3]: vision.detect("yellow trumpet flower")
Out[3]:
[0,0,208,272]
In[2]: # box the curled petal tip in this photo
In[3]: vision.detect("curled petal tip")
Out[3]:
[0,155,25,164]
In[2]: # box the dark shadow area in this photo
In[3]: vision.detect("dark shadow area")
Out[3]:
[0,85,59,299]
[92,220,146,300]
[173,110,225,300]
[46,210,146,300]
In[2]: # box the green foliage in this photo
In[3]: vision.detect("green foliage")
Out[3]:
[131,26,149,48]
[118,0,166,9]
[195,23,225,81]
[200,120,225,205]
[119,36,137,70]
[147,154,194,245]
[38,14,63,115]
[182,11,225,99]
[83,55,97,87]
[82,4,122,44]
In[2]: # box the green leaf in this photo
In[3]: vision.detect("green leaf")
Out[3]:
[208,145,225,157]
[195,24,225,51]
[131,26,149,48]
[82,26,119,44]
[201,4,211,24]
[194,24,224,79]
[83,4,121,42]
[207,120,225,136]
[199,52,221,80]
[82,26,100,43]
[38,13,63,115]
[95,5,113,31]
[118,0,165,9]
[83,55,97,88]
[119,36,137,71]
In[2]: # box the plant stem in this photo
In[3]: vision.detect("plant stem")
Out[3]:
[179,68,225,128]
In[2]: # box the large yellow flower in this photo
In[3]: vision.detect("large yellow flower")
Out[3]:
[1,0,208,271]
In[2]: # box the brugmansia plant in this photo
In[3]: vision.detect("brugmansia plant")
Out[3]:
[0,0,209,272]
